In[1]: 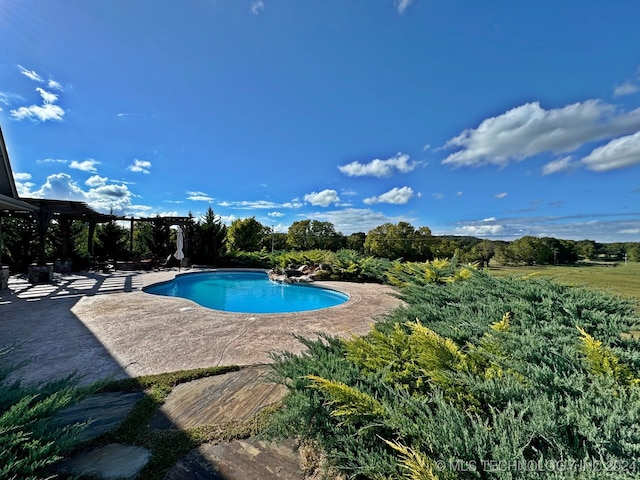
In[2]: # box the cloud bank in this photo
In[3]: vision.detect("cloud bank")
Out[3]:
[442,100,640,170]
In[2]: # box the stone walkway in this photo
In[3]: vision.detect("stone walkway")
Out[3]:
[0,269,404,479]
[53,366,302,479]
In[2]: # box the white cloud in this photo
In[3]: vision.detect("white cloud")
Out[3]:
[89,183,130,199]
[36,87,58,104]
[18,65,43,82]
[86,185,137,215]
[29,173,87,201]
[36,158,67,165]
[268,211,285,217]
[219,199,303,209]
[10,103,64,122]
[494,192,508,199]
[281,199,304,209]
[127,205,155,216]
[10,86,65,122]
[442,100,640,168]
[128,159,152,174]
[69,159,99,172]
[581,131,640,171]
[338,152,420,178]
[13,172,32,181]
[395,0,414,14]
[364,186,414,205]
[155,210,179,217]
[219,214,238,225]
[14,173,35,197]
[542,156,578,175]
[85,175,108,187]
[251,0,264,14]
[614,81,639,98]
[304,189,340,207]
[15,180,35,197]
[116,112,146,118]
[47,79,62,91]
[457,224,505,236]
[186,190,214,202]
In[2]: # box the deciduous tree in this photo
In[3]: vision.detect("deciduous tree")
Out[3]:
[227,217,264,252]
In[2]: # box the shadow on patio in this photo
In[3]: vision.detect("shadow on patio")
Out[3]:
[0,271,304,479]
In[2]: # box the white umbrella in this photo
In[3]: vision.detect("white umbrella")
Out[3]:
[174,225,185,270]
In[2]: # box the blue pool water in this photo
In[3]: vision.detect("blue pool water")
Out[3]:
[143,270,349,313]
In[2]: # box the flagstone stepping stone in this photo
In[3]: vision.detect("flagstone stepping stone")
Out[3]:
[55,443,151,479]
[164,437,303,480]
[150,365,287,430]
[50,391,145,442]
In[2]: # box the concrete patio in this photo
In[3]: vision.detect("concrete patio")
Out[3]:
[0,269,405,479]
[0,269,404,386]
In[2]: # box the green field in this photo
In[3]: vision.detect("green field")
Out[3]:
[488,262,640,301]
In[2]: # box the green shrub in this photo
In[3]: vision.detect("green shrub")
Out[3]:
[0,347,92,480]
[267,271,640,479]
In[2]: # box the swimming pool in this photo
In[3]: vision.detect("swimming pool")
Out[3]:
[143,270,349,313]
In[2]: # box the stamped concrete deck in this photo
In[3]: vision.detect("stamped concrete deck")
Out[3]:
[1,269,404,479]
[0,269,404,386]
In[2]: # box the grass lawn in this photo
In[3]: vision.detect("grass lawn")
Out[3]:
[488,262,640,301]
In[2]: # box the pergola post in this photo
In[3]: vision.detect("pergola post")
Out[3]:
[35,206,53,266]
[129,216,134,254]
[59,217,71,260]
[166,221,171,258]
[88,220,96,257]
[28,206,55,283]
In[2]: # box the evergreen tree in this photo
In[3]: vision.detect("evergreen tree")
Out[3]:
[94,220,129,260]
[151,216,170,259]
[194,206,227,264]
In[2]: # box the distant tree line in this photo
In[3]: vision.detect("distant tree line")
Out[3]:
[1,206,638,272]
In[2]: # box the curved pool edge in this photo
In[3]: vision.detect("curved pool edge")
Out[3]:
[142,268,352,315]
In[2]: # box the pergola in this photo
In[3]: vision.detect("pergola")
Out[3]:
[1,125,192,278]
[21,198,116,264]
[0,127,117,267]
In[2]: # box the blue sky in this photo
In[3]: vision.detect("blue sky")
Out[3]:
[1,0,639,242]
